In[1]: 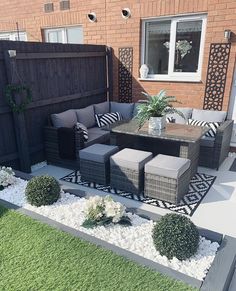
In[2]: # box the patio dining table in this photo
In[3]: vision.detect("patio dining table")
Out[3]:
[106,120,209,177]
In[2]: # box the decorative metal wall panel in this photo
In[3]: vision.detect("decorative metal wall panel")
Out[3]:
[203,43,231,110]
[118,47,133,102]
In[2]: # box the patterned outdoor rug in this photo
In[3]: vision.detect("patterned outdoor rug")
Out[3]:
[61,171,216,216]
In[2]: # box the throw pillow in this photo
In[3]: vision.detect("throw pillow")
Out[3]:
[188,119,221,137]
[95,112,122,127]
[75,122,88,141]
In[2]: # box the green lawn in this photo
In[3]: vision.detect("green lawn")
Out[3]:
[0,205,196,291]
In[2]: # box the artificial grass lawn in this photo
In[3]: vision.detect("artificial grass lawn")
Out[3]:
[0,205,196,291]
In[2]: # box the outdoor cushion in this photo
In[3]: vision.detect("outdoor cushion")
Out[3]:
[166,107,192,124]
[200,136,215,148]
[51,109,77,128]
[76,105,96,128]
[145,154,190,179]
[94,101,110,115]
[80,144,119,163]
[110,102,134,120]
[192,109,227,123]
[188,119,221,137]
[110,148,153,171]
[132,103,139,118]
[84,129,110,147]
[95,112,122,127]
[75,122,88,141]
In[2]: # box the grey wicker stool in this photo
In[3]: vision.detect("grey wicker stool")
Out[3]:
[110,148,153,196]
[80,144,119,185]
[144,154,191,204]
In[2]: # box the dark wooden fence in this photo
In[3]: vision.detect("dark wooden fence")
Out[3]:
[0,40,112,172]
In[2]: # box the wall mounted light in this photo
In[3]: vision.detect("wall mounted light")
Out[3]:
[8,50,16,58]
[121,8,131,19]
[224,29,231,41]
[87,12,97,23]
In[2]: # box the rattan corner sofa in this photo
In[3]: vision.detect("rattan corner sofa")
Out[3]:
[44,101,233,170]
[44,101,137,169]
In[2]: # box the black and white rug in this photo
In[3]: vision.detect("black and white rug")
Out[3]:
[61,171,216,217]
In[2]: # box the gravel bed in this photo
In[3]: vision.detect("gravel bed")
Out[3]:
[0,177,219,280]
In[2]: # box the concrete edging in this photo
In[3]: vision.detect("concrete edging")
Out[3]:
[0,170,235,290]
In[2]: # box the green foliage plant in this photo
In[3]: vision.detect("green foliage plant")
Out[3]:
[152,213,200,261]
[135,90,185,128]
[25,175,60,207]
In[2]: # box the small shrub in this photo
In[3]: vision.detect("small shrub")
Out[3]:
[152,213,199,261]
[26,175,60,207]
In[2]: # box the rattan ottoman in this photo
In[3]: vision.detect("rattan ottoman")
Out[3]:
[79,143,119,185]
[110,148,153,196]
[144,154,191,204]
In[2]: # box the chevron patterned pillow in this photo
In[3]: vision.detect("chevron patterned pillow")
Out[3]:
[188,119,221,138]
[75,122,88,141]
[95,112,122,127]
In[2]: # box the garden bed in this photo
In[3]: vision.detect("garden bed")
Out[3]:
[0,171,236,290]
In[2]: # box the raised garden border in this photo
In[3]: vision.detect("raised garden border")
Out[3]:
[1,170,236,290]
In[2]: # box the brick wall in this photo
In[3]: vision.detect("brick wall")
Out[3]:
[0,0,235,110]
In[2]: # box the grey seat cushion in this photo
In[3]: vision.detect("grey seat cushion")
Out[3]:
[84,127,110,147]
[94,101,110,115]
[110,102,134,120]
[110,148,153,171]
[51,109,77,128]
[80,144,119,163]
[192,109,227,123]
[166,108,192,124]
[145,154,190,179]
[200,136,215,148]
[76,105,96,128]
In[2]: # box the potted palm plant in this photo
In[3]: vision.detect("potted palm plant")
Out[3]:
[135,90,185,130]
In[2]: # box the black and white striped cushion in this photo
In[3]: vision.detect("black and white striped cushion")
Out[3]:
[188,119,220,137]
[76,122,88,141]
[95,112,122,127]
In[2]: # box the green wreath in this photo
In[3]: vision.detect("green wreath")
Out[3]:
[5,84,32,113]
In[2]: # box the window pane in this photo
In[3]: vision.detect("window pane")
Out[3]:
[145,21,171,74]
[174,20,202,73]
[47,30,63,43]
[66,27,83,44]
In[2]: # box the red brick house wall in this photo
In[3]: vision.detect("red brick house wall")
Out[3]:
[0,0,235,110]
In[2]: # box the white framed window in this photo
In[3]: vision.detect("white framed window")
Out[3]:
[44,26,83,44]
[141,14,207,82]
[0,31,27,41]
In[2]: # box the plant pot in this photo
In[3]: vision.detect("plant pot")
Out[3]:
[149,116,166,130]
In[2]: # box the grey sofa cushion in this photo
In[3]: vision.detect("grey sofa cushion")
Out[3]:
[110,148,153,171]
[166,107,192,124]
[110,102,134,120]
[76,105,96,128]
[51,109,77,128]
[200,136,215,148]
[132,103,139,118]
[145,154,190,179]
[80,144,119,163]
[94,101,110,115]
[84,127,110,147]
[192,109,227,123]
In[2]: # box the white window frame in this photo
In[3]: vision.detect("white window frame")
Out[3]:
[0,31,27,41]
[141,14,207,82]
[44,25,83,44]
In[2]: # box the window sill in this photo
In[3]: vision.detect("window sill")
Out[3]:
[138,77,202,83]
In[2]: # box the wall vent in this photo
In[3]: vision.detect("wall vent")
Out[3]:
[60,0,70,10]
[44,3,54,13]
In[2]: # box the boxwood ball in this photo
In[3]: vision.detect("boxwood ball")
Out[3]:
[152,213,199,261]
[26,175,60,207]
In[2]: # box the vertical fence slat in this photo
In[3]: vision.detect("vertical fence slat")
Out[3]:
[4,51,31,172]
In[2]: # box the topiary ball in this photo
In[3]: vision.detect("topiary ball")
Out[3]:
[152,213,199,261]
[25,175,60,207]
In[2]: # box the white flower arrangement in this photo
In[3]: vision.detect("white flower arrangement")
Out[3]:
[82,195,131,228]
[0,166,16,190]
